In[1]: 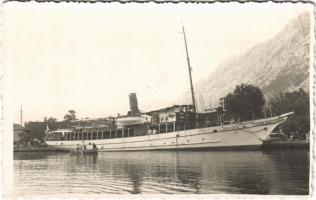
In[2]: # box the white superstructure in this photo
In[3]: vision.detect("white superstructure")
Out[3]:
[45,112,292,151]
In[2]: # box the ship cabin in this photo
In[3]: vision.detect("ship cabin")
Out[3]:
[45,129,73,141]
[45,105,225,142]
[148,105,225,131]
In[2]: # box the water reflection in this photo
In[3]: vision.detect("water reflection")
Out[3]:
[14,149,309,195]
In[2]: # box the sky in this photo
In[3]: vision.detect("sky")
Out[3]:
[3,2,312,123]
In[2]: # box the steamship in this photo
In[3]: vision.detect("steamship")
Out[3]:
[44,25,293,151]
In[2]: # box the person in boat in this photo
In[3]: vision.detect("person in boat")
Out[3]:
[92,143,97,149]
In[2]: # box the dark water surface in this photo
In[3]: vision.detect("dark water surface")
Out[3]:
[14,149,309,195]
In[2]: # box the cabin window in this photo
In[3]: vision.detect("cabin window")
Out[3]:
[105,131,110,139]
[110,131,115,139]
[177,124,184,131]
[70,133,73,140]
[129,129,135,137]
[92,132,97,139]
[160,125,166,133]
[116,130,122,138]
[83,132,87,140]
[50,133,54,141]
[98,131,103,139]
[102,131,105,139]
[167,123,174,133]
[88,132,91,140]
[78,132,81,140]
[124,129,128,137]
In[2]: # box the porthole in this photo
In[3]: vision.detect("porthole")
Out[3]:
[187,140,189,142]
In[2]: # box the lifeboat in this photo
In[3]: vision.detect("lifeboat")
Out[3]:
[116,115,151,127]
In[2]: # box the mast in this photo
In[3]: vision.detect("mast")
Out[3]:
[181,24,197,114]
[20,104,23,126]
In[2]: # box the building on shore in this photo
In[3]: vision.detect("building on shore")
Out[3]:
[13,123,29,146]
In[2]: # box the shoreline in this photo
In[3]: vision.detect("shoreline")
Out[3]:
[14,146,64,152]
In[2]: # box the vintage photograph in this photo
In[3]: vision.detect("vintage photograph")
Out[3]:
[2,1,313,197]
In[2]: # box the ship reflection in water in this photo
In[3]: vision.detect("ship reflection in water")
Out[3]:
[14,149,309,195]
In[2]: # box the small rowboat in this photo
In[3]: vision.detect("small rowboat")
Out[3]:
[70,144,98,154]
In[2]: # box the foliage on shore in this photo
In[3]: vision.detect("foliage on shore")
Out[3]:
[223,84,309,138]
[225,84,266,121]
[269,88,309,139]
[24,110,76,141]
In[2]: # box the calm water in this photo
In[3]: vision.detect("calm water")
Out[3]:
[14,149,309,195]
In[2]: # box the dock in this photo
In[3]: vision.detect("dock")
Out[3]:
[14,146,63,152]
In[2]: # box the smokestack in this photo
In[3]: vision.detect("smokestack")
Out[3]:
[129,93,139,115]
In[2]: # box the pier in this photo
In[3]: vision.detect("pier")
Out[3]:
[14,146,63,152]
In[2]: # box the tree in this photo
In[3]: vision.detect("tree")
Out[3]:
[269,88,309,139]
[225,83,266,121]
[64,110,77,121]
[47,117,57,123]
[44,117,57,123]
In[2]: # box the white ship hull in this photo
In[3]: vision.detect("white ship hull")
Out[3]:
[46,114,291,151]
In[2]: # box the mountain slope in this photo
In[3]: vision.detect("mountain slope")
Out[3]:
[186,12,311,108]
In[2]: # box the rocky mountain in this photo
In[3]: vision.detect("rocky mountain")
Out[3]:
[184,12,311,109]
